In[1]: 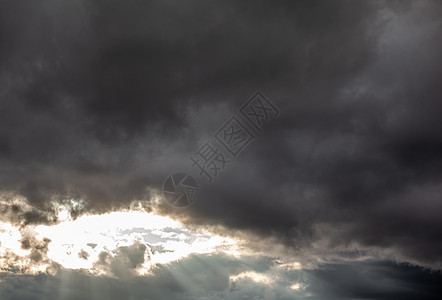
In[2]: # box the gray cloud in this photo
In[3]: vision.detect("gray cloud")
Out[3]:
[0,0,441,286]
[0,253,441,300]
[94,241,149,278]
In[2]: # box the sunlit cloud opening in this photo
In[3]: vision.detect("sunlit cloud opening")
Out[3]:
[0,208,238,276]
[230,271,272,284]
[290,283,302,290]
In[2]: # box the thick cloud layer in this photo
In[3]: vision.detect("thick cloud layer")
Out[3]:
[1,0,441,271]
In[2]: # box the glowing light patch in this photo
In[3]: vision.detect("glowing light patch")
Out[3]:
[1,209,238,274]
[0,223,28,257]
[230,271,272,284]
[290,283,301,290]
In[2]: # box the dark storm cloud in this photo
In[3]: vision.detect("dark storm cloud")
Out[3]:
[0,193,57,226]
[1,0,441,272]
[165,0,442,268]
[305,261,442,300]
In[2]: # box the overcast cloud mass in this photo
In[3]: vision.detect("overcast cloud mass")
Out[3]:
[1,0,442,299]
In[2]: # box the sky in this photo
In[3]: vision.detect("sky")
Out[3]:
[0,0,442,299]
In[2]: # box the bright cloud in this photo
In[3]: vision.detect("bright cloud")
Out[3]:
[0,209,239,276]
